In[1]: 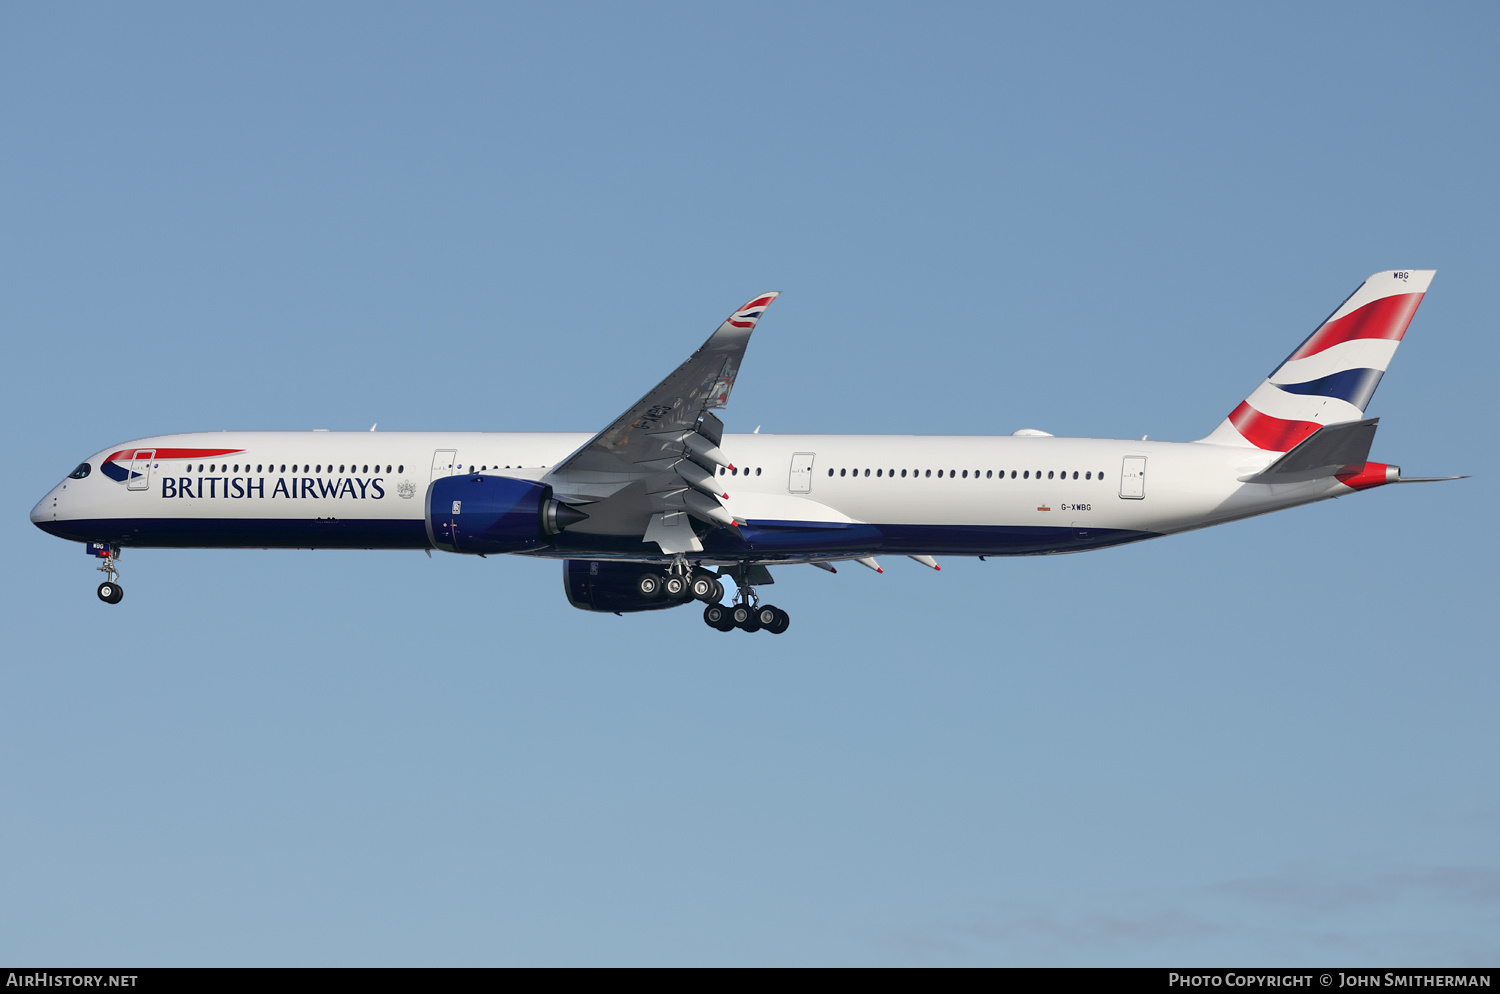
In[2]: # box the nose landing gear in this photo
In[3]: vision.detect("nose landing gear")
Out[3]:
[93,545,123,604]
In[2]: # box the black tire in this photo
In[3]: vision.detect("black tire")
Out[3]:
[756,605,781,628]
[703,604,733,631]
[733,604,761,633]
[636,573,662,598]
[664,575,689,600]
[690,576,717,601]
[97,582,122,604]
[767,609,789,635]
[710,579,725,602]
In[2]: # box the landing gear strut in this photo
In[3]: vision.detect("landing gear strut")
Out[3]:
[94,545,123,604]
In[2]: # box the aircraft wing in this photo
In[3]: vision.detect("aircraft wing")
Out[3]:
[542,293,779,547]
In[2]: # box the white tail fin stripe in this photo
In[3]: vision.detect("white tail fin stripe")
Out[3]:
[1321,270,1435,325]
[1270,339,1400,385]
[1242,382,1365,424]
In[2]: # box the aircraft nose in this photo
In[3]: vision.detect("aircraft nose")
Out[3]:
[31,490,57,530]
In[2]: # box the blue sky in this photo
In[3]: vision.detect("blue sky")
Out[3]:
[3,1,1496,965]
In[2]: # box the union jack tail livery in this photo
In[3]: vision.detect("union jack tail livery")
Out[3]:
[727,293,780,329]
[1202,270,1435,450]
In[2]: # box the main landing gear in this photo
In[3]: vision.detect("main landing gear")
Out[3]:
[94,545,123,604]
[704,565,789,635]
[637,559,790,634]
[707,601,789,635]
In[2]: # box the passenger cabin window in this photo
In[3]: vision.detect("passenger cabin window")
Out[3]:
[68,462,91,479]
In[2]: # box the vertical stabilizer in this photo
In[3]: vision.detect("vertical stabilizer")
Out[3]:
[1201,270,1434,449]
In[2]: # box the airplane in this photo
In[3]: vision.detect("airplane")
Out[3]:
[30,270,1461,632]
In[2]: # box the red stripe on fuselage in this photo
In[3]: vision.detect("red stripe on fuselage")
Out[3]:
[1286,293,1424,361]
[1227,402,1321,451]
[104,447,245,463]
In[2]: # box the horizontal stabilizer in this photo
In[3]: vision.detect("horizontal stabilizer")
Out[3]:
[1245,418,1378,483]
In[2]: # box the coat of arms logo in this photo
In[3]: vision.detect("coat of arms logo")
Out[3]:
[396,479,417,499]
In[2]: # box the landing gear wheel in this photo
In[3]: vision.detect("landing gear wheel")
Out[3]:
[703,604,734,631]
[757,605,788,634]
[636,573,663,598]
[664,575,690,600]
[711,579,725,602]
[690,575,718,601]
[97,582,123,604]
[732,604,761,633]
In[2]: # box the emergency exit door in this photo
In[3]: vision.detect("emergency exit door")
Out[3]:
[126,449,155,491]
[430,449,458,482]
[1120,456,1147,499]
[788,452,815,493]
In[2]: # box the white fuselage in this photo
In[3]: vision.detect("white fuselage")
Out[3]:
[31,429,1353,564]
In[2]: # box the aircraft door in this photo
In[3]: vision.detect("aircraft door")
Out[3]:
[1120,456,1146,499]
[430,449,458,482]
[789,452,815,493]
[126,449,155,491]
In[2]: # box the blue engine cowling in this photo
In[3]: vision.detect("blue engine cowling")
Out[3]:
[426,475,588,554]
[563,559,689,613]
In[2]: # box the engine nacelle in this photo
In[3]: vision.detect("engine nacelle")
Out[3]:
[426,475,587,554]
[563,559,689,613]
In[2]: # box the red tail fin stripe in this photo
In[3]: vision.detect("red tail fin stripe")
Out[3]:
[1287,293,1424,362]
[1227,402,1322,452]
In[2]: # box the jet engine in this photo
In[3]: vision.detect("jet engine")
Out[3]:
[563,559,689,613]
[426,475,588,554]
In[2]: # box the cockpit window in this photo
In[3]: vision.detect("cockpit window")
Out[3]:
[68,463,91,480]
